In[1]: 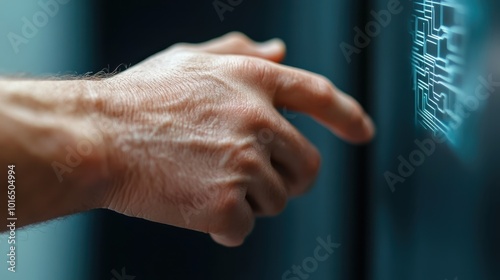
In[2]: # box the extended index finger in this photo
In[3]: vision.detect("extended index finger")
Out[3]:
[267,64,375,143]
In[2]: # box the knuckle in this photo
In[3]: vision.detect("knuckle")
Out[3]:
[244,107,273,130]
[217,191,242,215]
[236,57,261,71]
[169,42,193,52]
[232,57,270,82]
[314,77,336,106]
[225,32,252,46]
[233,144,262,173]
[316,75,335,91]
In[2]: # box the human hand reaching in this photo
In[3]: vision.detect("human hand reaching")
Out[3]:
[0,32,374,247]
[92,32,374,246]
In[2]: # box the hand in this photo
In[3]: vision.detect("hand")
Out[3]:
[91,32,375,247]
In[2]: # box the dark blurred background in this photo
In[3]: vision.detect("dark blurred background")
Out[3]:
[0,0,499,279]
[95,1,370,279]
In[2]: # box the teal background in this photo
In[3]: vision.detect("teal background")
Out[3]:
[1,1,499,280]
[0,1,96,280]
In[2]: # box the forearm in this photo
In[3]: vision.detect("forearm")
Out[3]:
[0,79,109,228]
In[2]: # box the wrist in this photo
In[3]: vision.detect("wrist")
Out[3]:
[80,78,131,212]
[46,79,114,212]
[75,79,118,211]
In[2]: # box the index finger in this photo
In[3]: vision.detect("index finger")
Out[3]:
[266,63,375,143]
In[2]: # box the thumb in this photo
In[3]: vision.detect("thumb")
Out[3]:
[179,32,286,63]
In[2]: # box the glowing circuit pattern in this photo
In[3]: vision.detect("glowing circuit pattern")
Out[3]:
[411,0,469,141]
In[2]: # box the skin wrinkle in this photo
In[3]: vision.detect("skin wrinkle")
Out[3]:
[0,33,374,247]
[151,148,245,226]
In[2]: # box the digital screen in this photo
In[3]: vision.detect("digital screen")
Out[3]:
[411,0,486,145]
